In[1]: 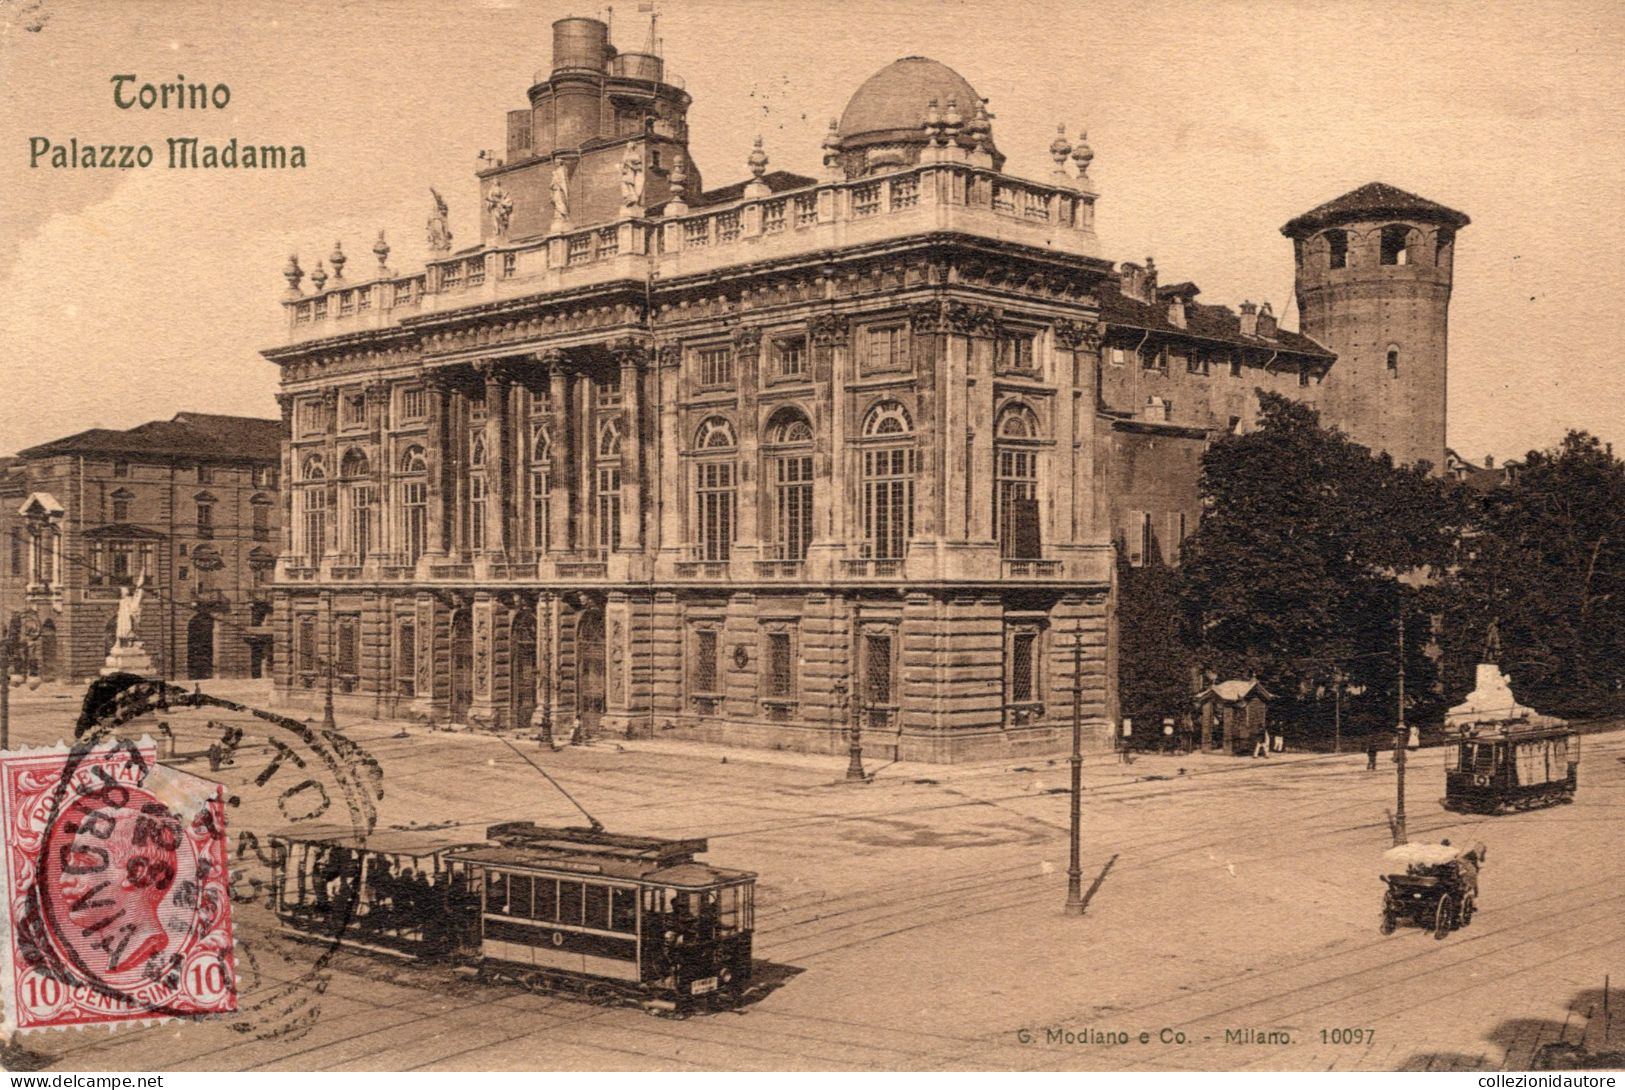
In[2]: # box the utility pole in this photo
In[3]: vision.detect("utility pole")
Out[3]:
[1333,668,1343,755]
[845,675,865,782]
[1393,606,1408,846]
[1065,629,1085,916]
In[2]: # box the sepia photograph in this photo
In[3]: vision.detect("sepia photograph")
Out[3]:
[0,0,1622,1077]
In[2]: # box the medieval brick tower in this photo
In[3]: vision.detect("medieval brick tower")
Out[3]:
[1282,182,1469,471]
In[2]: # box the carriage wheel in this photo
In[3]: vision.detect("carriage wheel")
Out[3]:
[1434,895,1453,939]
[1380,912,1397,935]
[1460,894,1475,927]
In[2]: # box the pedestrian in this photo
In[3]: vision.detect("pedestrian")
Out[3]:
[1366,738,1378,771]
[1253,731,1266,759]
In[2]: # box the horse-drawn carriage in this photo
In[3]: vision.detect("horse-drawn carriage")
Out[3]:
[1380,841,1487,940]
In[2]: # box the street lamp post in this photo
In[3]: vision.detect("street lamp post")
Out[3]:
[844,676,865,782]
[1064,629,1085,916]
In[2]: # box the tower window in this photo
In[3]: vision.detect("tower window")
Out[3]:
[1387,346,1400,373]
[1325,229,1348,270]
[1380,225,1411,266]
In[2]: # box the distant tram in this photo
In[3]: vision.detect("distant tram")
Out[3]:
[267,822,757,1011]
[1442,721,1578,814]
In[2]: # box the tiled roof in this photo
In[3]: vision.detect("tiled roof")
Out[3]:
[18,413,281,462]
[1099,282,1333,359]
[1281,182,1470,237]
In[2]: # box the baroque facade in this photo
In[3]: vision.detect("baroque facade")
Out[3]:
[264,19,1463,761]
[0,413,281,683]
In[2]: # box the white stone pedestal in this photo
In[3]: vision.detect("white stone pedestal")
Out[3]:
[101,639,155,677]
[1445,662,1556,730]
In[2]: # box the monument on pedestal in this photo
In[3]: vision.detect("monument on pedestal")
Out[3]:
[101,575,156,676]
[1444,663,1563,732]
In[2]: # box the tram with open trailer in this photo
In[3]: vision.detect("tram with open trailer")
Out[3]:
[265,821,756,1011]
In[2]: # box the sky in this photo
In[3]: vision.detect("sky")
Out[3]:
[1,0,1622,462]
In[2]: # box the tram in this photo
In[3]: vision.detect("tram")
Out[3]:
[1442,720,1578,814]
[265,821,757,1011]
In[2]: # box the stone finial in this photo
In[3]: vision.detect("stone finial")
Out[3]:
[1050,124,1073,167]
[1072,130,1094,176]
[822,117,842,180]
[328,240,346,280]
[970,98,993,149]
[283,254,304,295]
[311,260,327,292]
[748,135,768,180]
[373,229,390,271]
[667,152,690,214]
[924,98,944,145]
[942,97,963,139]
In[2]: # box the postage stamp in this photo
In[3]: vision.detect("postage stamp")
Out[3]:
[0,737,236,1034]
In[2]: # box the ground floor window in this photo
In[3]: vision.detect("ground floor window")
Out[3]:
[396,619,415,696]
[296,614,317,676]
[691,626,719,696]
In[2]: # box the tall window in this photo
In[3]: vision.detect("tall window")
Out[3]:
[1007,627,1038,705]
[1325,228,1349,269]
[764,629,794,700]
[339,449,373,560]
[397,386,427,423]
[296,615,317,675]
[692,417,737,562]
[773,335,807,379]
[995,404,1041,559]
[251,497,271,541]
[336,616,359,677]
[596,420,622,552]
[110,488,132,523]
[299,454,326,566]
[692,627,719,694]
[864,324,909,373]
[396,620,416,697]
[766,410,814,561]
[1380,224,1412,266]
[864,631,894,707]
[399,445,429,562]
[9,528,21,576]
[194,493,215,539]
[997,330,1037,373]
[696,346,733,388]
[467,435,487,554]
[530,424,551,552]
[860,401,915,559]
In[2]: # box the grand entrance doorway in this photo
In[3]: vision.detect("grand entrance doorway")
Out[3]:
[575,608,605,738]
[510,607,536,730]
[187,611,214,679]
[450,607,473,722]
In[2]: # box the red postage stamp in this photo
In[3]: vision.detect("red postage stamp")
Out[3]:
[0,738,236,1034]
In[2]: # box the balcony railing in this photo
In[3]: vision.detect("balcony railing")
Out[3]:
[280,161,1097,345]
[753,558,804,579]
[675,559,728,579]
[841,556,905,578]
[1002,558,1063,578]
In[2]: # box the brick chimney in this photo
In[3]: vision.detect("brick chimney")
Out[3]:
[1239,300,1258,337]
[1256,301,1277,339]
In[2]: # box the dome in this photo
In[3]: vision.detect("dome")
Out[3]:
[838,56,986,146]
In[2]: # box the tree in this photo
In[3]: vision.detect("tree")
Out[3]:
[1178,392,1462,736]
[1116,546,1199,744]
[1436,432,1625,716]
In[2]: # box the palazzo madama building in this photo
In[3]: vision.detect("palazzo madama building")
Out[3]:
[265,18,1462,761]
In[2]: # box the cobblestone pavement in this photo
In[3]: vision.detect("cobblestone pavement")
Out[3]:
[4,681,1621,1071]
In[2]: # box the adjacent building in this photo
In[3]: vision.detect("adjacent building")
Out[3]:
[0,413,282,683]
[263,17,1465,760]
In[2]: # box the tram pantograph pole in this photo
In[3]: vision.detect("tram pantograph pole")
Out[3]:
[1065,628,1085,916]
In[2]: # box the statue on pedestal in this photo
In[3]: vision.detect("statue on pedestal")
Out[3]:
[103,573,156,677]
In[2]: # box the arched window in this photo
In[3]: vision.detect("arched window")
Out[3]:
[399,444,429,562]
[1324,228,1349,270]
[467,435,487,553]
[995,404,1042,559]
[337,450,373,560]
[863,400,913,437]
[110,487,133,523]
[297,454,326,565]
[765,408,815,561]
[860,400,914,559]
[1380,224,1413,266]
[529,425,552,552]
[596,419,622,551]
[692,417,737,562]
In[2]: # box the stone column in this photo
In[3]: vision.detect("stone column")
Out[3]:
[364,381,391,561]
[908,302,950,540]
[275,395,296,558]
[1053,320,1101,544]
[320,387,341,561]
[655,344,684,558]
[732,327,762,561]
[408,590,442,721]
[611,340,649,551]
[809,315,849,556]
[478,362,513,555]
[956,305,999,543]
[423,371,453,558]
[469,589,499,727]
[532,591,554,733]
[543,351,572,554]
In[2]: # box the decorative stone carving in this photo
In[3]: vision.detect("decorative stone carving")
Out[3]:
[364,381,391,408]
[276,393,295,428]
[283,254,304,296]
[609,339,651,372]
[732,326,763,358]
[329,241,347,281]
[473,606,491,696]
[620,143,645,208]
[486,181,514,237]
[310,260,328,292]
[372,230,390,272]
[946,301,1001,336]
[809,313,849,347]
[909,299,952,334]
[427,188,453,253]
[656,344,683,368]
[1053,318,1102,352]
[550,161,571,221]
[609,616,625,705]
[538,347,570,374]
